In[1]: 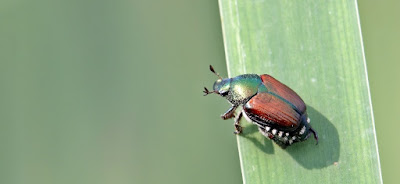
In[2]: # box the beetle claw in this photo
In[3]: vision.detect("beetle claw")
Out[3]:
[234,124,242,134]
[233,128,242,135]
[309,127,319,145]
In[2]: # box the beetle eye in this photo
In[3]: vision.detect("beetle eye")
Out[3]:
[220,90,229,96]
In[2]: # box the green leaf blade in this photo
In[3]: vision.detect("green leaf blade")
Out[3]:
[218,0,382,183]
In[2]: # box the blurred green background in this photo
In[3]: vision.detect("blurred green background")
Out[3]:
[0,0,398,184]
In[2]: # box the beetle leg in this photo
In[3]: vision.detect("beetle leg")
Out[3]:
[233,112,243,134]
[221,105,238,120]
[309,127,319,145]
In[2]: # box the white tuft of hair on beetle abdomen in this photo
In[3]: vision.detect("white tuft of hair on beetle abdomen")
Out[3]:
[299,126,306,135]
[278,131,283,137]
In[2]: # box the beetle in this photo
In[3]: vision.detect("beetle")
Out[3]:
[203,65,318,148]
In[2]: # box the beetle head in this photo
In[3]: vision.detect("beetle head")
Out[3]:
[212,78,231,96]
[203,65,231,97]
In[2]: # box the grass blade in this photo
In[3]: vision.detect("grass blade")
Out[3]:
[218,0,382,183]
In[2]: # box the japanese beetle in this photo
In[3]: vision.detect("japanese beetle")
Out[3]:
[204,65,318,148]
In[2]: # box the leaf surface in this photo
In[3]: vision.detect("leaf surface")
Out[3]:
[218,0,382,183]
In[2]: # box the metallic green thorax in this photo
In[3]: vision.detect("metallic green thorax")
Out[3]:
[213,74,266,105]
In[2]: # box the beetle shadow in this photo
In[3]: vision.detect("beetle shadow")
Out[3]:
[283,106,340,169]
[241,106,340,169]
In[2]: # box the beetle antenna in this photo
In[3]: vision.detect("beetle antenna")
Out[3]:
[209,65,222,79]
[203,87,214,96]
[310,127,319,145]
